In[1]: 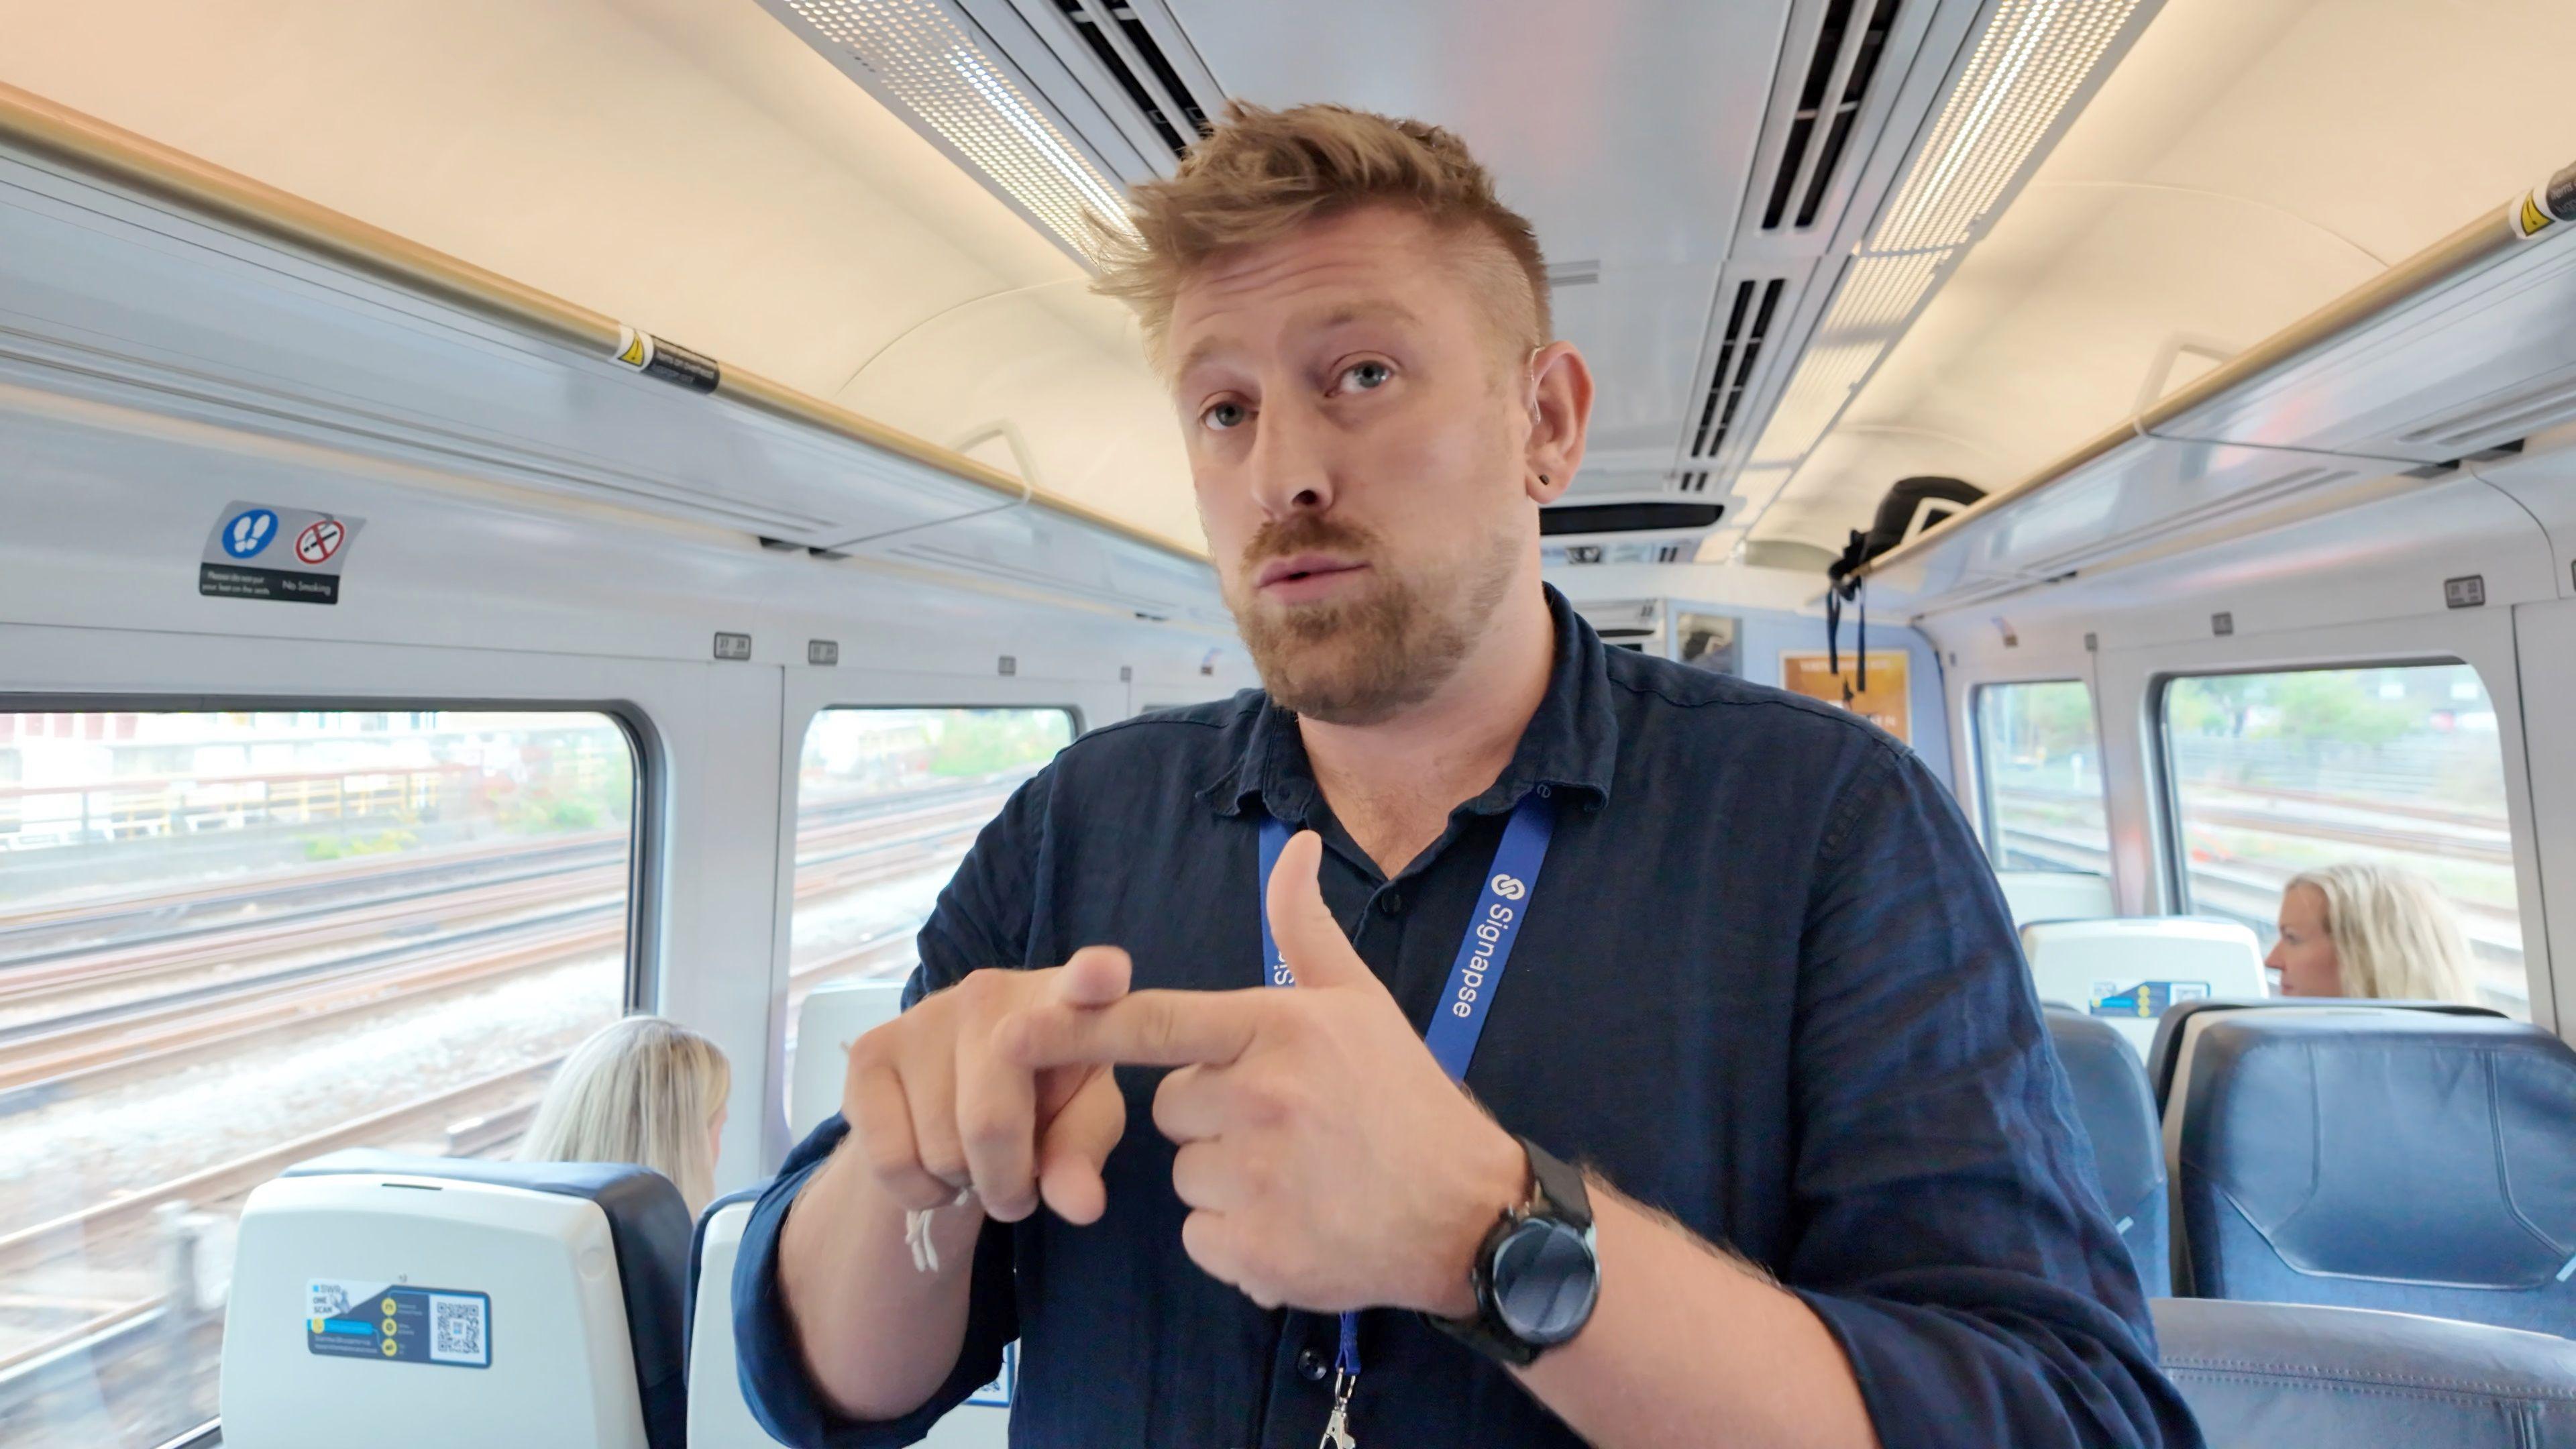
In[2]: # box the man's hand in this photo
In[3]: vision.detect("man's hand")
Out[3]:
[999,830,1526,1316]
[841,947,1133,1225]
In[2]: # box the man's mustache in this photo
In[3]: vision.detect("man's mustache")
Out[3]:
[1239,516,1378,574]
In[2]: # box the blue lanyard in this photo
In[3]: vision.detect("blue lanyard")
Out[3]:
[1255,786,1558,1380]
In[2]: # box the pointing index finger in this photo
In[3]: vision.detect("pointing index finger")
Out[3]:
[1002,988,1268,1070]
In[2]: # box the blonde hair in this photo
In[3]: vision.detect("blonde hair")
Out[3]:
[519,1016,731,1213]
[2288,863,2482,1004]
[1088,101,1550,366]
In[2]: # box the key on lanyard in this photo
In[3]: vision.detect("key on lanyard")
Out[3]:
[1257,788,1558,1449]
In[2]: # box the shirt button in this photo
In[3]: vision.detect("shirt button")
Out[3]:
[1378,892,1403,916]
[1297,1346,1330,1382]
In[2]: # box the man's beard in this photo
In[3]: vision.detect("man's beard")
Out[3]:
[1224,513,1518,726]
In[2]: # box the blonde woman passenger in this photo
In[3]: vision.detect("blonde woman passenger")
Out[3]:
[520,1015,732,1214]
[2267,862,2483,1004]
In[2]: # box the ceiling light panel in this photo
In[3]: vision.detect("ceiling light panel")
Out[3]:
[1747,248,1949,464]
[1733,0,2156,538]
[780,0,1136,257]
[1870,0,2145,253]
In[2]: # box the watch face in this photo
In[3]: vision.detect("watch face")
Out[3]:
[1491,1218,1599,1345]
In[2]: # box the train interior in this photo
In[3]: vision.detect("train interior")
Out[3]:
[3,0,2575,1444]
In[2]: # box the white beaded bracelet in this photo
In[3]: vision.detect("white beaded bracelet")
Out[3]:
[904,1189,973,1273]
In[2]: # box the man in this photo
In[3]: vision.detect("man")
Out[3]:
[736,102,2200,1448]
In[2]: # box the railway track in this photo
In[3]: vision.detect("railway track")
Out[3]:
[0,809,992,1102]
[0,771,1020,965]
[0,786,1000,1031]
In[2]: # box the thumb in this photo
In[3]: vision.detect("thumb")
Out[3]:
[1266,830,1372,991]
[1034,1069,1124,1225]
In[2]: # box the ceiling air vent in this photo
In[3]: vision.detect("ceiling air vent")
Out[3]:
[1760,0,1905,231]
[1690,277,1787,459]
[1676,471,1712,494]
[1050,0,1214,158]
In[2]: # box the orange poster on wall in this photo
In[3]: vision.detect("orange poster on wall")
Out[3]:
[1780,651,1910,745]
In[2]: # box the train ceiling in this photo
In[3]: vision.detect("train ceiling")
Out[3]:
[753,0,2165,568]
[3,1,2573,584]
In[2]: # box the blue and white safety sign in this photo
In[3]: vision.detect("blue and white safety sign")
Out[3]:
[219,508,278,559]
[200,500,364,605]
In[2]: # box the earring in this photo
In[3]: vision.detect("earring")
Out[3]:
[1538,473,1551,485]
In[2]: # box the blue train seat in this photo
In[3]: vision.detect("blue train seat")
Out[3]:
[2165,1008,2576,1332]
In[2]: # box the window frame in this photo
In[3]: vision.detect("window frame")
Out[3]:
[1968,676,2111,878]
[0,693,663,1009]
[2147,653,2499,939]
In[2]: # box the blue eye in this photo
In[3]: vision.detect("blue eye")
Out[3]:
[1340,360,1393,392]
[1201,400,1248,431]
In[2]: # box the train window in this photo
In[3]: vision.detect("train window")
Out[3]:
[2161,664,2525,1016]
[1974,680,2109,876]
[0,707,638,1448]
[785,708,1074,1080]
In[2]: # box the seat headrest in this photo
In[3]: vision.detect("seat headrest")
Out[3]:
[1992,871,2116,926]
[2155,1298,2576,1446]
[270,1151,692,1449]
[2146,996,2506,1111]
[2021,916,2267,1055]
[792,979,907,1137]
[2175,1011,2576,1293]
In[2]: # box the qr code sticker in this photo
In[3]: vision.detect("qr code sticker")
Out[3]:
[429,1294,488,1365]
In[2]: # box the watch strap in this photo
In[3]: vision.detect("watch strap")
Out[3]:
[1521,1136,1593,1232]
[1425,1136,1597,1367]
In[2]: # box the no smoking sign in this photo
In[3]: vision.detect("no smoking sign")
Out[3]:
[295,519,347,566]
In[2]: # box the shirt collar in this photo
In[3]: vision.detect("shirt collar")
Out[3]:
[1199,584,1619,824]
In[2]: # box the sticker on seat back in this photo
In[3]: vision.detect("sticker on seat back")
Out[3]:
[2088,980,2210,1019]
[305,1279,489,1368]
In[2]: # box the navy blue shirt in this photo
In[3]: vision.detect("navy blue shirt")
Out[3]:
[735,586,2201,1448]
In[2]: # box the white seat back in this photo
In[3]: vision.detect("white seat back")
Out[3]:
[689,1195,1013,1448]
[1994,869,2117,925]
[688,1197,777,1447]
[791,979,907,1138]
[222,1169,649,1449]
[2019,916,2267,1055]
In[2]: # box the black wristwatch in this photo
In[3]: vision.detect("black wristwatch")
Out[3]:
[1428,1136,1599,1366]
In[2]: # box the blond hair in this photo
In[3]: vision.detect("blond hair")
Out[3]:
[1089,101,1550,366]
[519,1016,731,1213]
[2288,863,2482,1004]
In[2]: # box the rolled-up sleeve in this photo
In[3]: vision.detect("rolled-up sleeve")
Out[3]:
[731,771,1055,1447]
[1783,745,2203,1448]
